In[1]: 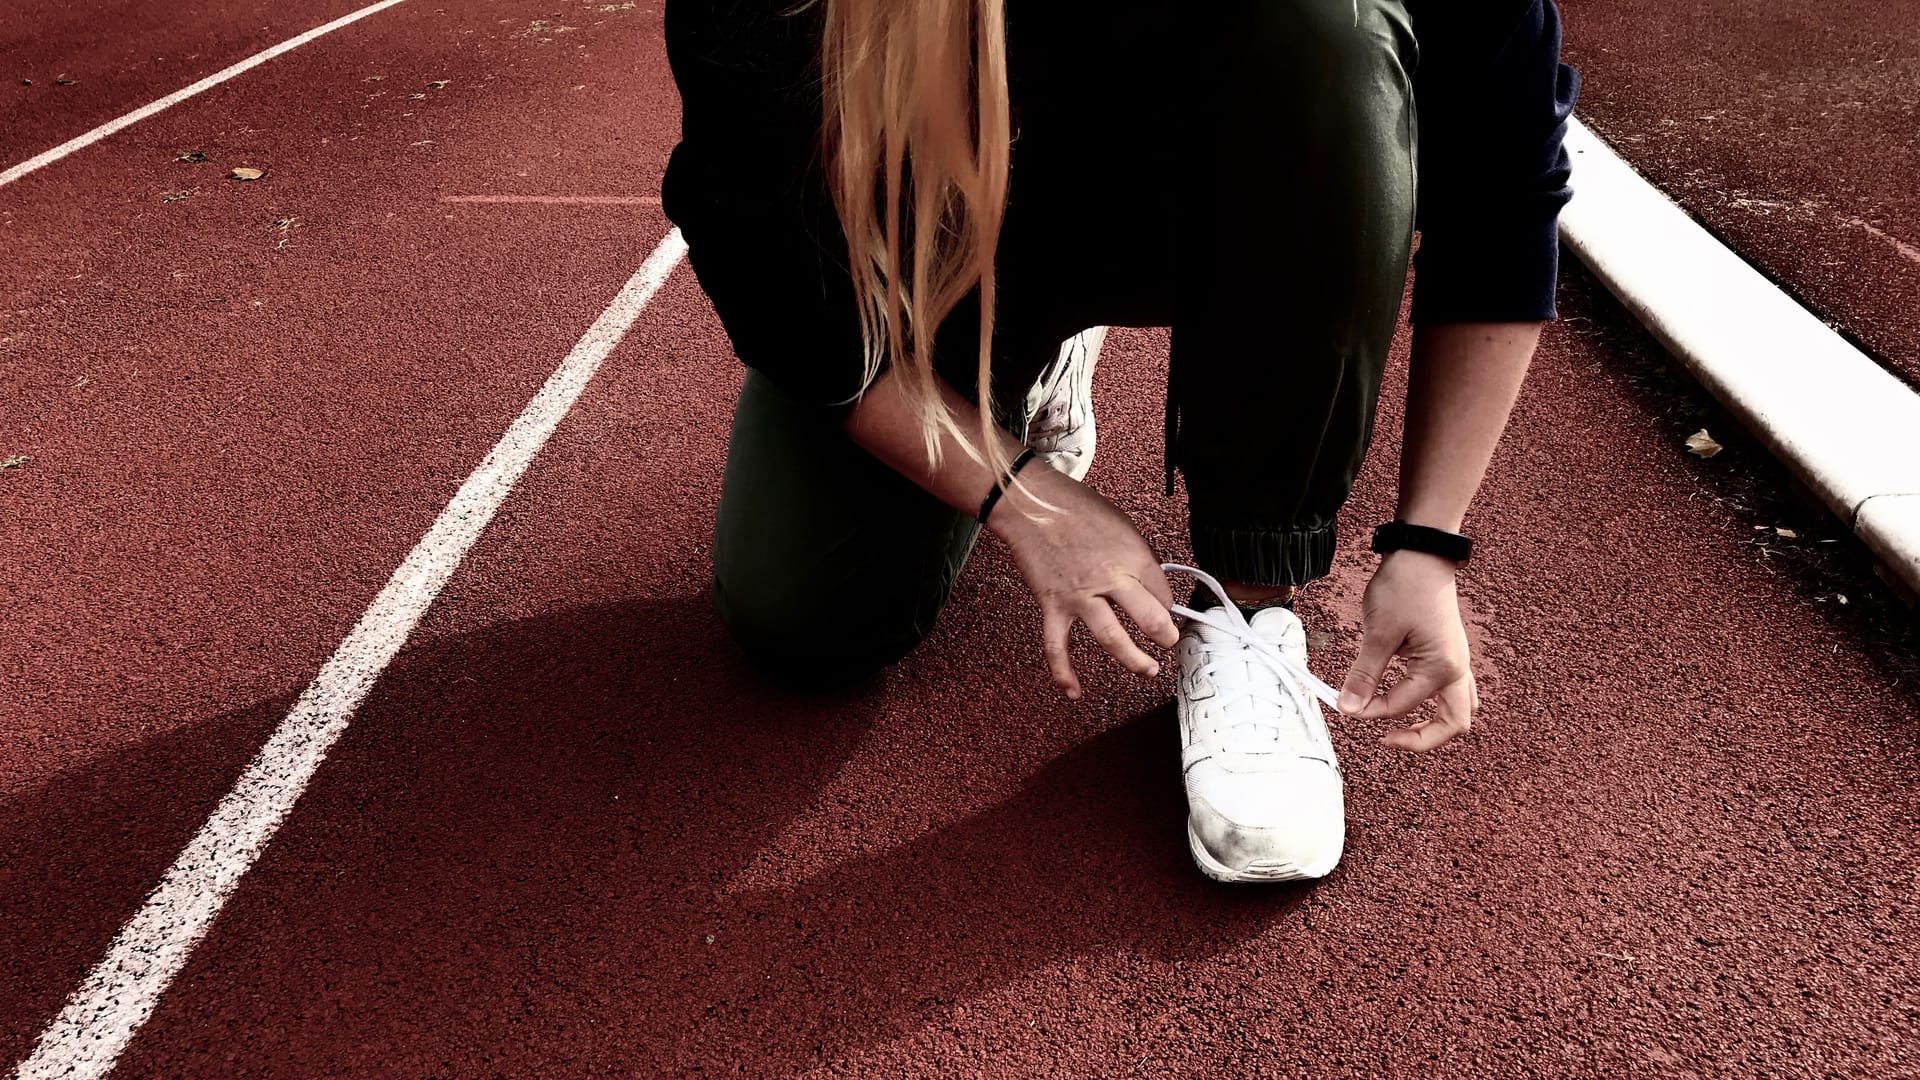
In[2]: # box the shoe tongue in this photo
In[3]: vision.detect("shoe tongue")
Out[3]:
[1246,605,1307,659]
[1190,605,1303,651]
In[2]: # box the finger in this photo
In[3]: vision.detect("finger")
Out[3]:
[1042,607,1082,700]
[1109,578,1179,649]
[1131,561,1176,610]
[1353,660,1453,721]
[1338,624,1403,714]
[1384,675,1475,751]
[1080,601,1161,678]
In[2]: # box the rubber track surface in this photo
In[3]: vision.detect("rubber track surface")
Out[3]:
[3,0,681,1060]
[1563,0,1920,386]
[5,1,1918,1076]
[1,0,376,163]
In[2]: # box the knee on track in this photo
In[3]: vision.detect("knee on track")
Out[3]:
[712,576,929,691]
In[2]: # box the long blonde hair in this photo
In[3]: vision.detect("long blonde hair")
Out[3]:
[820,0,1013,474]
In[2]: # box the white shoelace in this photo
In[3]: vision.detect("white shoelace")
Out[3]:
[1163,563,1341,751]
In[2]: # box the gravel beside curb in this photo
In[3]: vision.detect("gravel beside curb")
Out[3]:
[1557,117,1920,602]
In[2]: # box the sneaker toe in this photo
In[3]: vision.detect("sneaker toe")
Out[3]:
[1186,759,1344,881]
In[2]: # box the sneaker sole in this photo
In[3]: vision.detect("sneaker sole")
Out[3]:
[1185,821,1342,884]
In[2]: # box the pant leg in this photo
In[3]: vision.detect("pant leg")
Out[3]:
[1172,0,1419,586]
[713,371,986,689]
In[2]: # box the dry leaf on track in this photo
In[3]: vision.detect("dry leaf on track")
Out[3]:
[1684,429,1723,458]
[1,455,29,470]
[229,167,264,181]
[427,80,450,88]
[176,151,208,163]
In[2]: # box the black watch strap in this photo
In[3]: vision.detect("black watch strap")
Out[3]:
[1371,521,1473,563]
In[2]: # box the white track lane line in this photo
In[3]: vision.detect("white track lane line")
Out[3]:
[0,0,409,190]
[13,229,688,1080]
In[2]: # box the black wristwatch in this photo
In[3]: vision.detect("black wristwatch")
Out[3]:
[1371,521,1473,564]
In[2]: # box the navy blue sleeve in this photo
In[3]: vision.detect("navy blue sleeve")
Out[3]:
[1409,0,1581,324]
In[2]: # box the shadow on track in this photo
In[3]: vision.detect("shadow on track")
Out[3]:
[0,693,294,1065]
[60,594,1304,1075]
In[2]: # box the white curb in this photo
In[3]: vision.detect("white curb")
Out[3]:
[1558,117,1920,600]
[1857,496,1920,599]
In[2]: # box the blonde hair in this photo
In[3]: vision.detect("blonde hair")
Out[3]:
[820,0,1013,475]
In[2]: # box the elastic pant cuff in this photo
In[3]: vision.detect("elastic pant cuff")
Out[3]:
[1187,521,1336,588]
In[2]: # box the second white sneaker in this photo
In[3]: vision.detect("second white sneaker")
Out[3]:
[1025,327,1105,482]
[1166,564,1346,883]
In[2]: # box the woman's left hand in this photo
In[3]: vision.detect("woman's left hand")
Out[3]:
[1336,550,1479,750]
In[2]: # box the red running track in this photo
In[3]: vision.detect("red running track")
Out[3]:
[1563,0,1920,386]
[0,0,377,165]
[6,1,1920,1076]
[2,0,682,1062]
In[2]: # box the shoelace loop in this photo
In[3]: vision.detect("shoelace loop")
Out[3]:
[1161,563,1342,713]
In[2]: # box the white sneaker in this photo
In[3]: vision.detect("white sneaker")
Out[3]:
[1024,327,1105,482]
[1165,564,1346,883]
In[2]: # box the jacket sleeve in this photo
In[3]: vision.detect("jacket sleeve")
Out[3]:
[662,0,875,413]
[1409,0,1581,324]
[666,146,875,414]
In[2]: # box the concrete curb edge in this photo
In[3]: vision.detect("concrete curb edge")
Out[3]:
[1558,117,1920,602]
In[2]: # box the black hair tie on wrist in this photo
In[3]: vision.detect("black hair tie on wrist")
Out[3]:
[977,447,1041,525]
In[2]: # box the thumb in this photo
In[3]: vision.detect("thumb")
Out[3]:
[1339,625,1400,715]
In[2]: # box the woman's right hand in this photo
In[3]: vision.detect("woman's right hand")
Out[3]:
[987,463,1179,699]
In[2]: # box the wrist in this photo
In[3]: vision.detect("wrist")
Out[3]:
[1379,548,1462,577]
[985,457,1069,538]
[976,447,1040,525]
